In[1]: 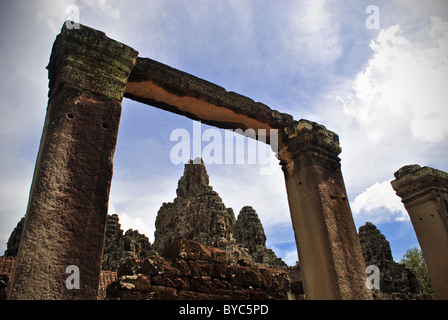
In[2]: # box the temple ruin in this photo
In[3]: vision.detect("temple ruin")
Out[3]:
[3,161,433,300]
[391,165,448,299]
[8,22,382,299]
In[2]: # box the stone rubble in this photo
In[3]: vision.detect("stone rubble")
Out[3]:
[2,159,432,300]
[106,239,291,300]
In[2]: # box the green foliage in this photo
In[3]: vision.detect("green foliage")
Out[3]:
[400,247,435,296]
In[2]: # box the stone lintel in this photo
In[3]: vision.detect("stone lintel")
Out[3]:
[8,23,138,300]
[125,57,294,143]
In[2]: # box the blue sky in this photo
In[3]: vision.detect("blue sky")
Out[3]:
[1,0,447,266]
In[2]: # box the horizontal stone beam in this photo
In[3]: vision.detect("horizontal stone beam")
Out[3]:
[124,57,294,142]
[12,20,366,300]
[124,58,370,299]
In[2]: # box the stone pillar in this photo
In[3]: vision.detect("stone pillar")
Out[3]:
[8,23,138,299]
[391,165,448,299]
[278,120,371,300]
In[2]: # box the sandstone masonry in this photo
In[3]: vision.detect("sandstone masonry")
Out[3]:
[9,22,372,299]
[8,25,138,299]
[106,239,291,300]
[391,165,448,299]
[153,159,286,268]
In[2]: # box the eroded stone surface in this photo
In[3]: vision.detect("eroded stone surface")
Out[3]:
[48,24,138,101]
[125,57,294,142]
[279,120,371,300]
[106,240,290,300]
[102,214,156,271]
[4,213,155,272]
[153,159,286,268]
[358,222,430,300]
[11,21,380,300]
[391,165,448,299]
[154,158,236,251]
[7,23,138,300]
[235,206,285,267]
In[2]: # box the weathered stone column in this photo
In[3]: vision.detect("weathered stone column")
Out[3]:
[8,23,138,299]
[391,165,448,299]
[278,120,371,300]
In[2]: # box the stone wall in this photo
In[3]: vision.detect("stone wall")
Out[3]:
[106,240,292,300]
[3,222,432,300]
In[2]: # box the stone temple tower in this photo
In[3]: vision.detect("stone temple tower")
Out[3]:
[153,159,286,267]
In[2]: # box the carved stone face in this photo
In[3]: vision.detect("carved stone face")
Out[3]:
[255,233,266,245]
[215,216,227,237]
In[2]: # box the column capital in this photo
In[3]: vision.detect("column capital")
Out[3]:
[391,165,448,299]
[391,165,448,206]
[47,22,138,101]
[278,119,342,172]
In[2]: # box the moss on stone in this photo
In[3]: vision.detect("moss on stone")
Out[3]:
[48,22,139,101]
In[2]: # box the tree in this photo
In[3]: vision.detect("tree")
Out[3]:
[400,247,435,296]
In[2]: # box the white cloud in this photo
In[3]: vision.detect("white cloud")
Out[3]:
[0,178,32,254]
[2,0,447,266]
[108,175,177,243]
[34,0,74,34]
[31,0,119,33]
[303,14,448,223]
[281,0,342,65]
[210,161,290,228]
[80,0,121,20]
[283,249,299,266]
[268,244,298,266]
[227,0,254,40]
[351,180,408,223]
[340,18,448,143]
[301,11,448,198]
[108,204,153,238]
